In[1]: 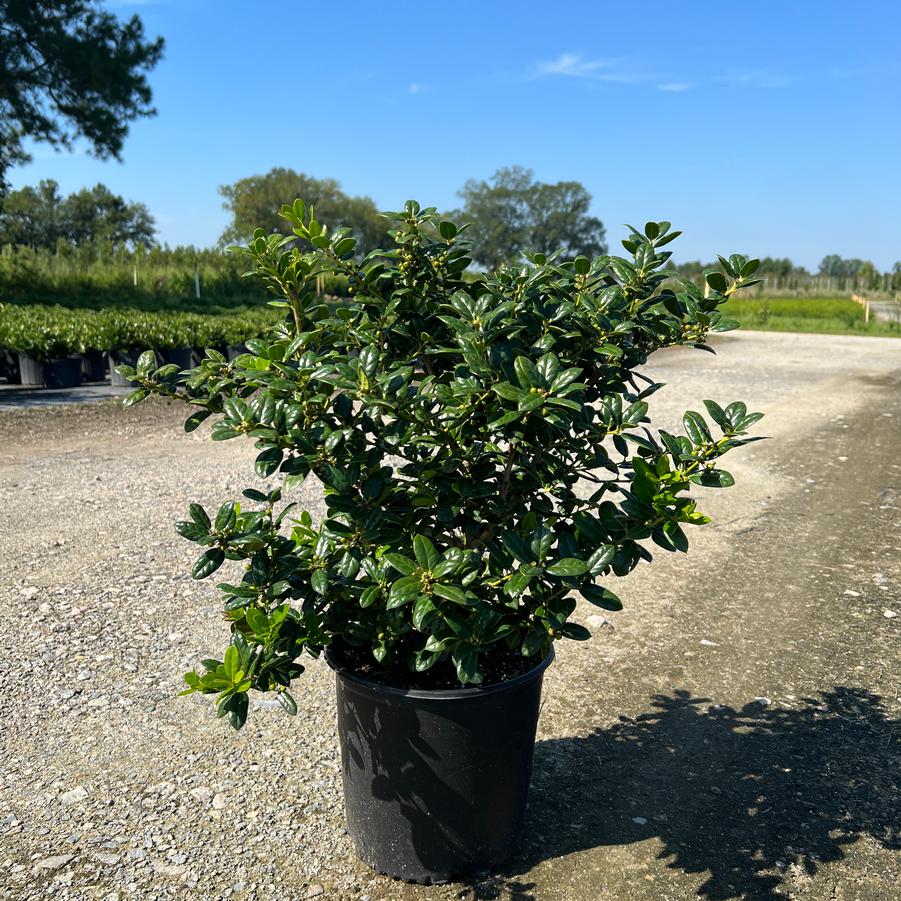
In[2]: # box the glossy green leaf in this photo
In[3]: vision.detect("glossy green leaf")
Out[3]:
[452,648,482,684]
[580,584,623,611]
[277,692,298,715]
[703,399,727,431]
[560,622,591,640]
[514,355,540,389]
[413,535,440,571]
[387,575,422,608]
[705,271,728,293]
[683,411,711,445]
[586,544,616,574]
[189,503,211,530]
[192,548,224,580]
[384,553,417,575]
[432,583,468,604]
[214,501,237,531]
[412,595,437,630]
[690,469,735,488]
[546,558,588,577]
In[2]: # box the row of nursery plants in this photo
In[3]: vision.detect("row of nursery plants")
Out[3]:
[0,241,349,311]
[0,304,282,360]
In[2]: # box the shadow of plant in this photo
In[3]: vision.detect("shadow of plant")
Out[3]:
[485,687,900,899]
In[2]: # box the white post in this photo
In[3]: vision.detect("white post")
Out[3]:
[194,267,201,300]
[133,263,138,288]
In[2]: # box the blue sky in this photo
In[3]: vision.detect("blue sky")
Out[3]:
[13,1,901,269]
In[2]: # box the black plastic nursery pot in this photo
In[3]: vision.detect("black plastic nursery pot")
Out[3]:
[159,346,195,370]
[325,645,553,884]
[17,354,83,389]
[1,350,21,384]
[108,349,142,387]
[81,350,108,382]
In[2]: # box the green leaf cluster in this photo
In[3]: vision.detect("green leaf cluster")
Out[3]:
[124,202,764,728]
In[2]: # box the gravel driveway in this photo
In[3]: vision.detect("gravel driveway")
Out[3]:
[0,330,898,901]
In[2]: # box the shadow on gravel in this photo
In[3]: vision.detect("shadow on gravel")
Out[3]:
[0,384,130,408]
[472,688,899,900]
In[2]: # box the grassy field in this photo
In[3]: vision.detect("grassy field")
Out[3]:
[722,296,901,337]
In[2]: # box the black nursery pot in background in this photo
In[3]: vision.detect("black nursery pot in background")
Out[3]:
[109,349,142,387]
[17,354,83,389]
[159,347,196,370]
[1,350,21,384]
[325,646,554,884]
[17,354,43,386]
[81,350,108,382]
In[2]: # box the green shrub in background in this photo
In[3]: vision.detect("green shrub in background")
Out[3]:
[0,306,86,360]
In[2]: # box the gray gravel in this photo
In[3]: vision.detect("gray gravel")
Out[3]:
[0,330,899,901]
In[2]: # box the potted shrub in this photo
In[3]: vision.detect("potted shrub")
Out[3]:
[221,312,253,361]
[0,308,22,385]
[201,308,278,361]
[107,311,146,387]
[119,200,764,883]
[190,312,221,362]
[107,311,191,386]
[80,310,109,382]
[0,309,21,384]
[3,305,84,389]
[192,311,239,363]
[174,314,205,369]
[145,311,196,370]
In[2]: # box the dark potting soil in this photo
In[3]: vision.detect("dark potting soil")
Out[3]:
[332,640,543,691]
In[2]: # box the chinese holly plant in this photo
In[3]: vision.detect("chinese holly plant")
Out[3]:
[119,200,763,728]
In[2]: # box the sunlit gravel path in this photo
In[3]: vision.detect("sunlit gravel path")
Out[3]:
[0,331,898,901]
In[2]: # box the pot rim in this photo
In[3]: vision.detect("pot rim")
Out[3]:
[323,643,554,700]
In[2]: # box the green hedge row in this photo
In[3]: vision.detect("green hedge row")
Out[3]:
[0,304,283,361]
[0,242,349,311]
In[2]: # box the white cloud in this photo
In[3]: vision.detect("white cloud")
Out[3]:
[534,52,650,84]
[408,83,425,94]
[656,82,694,92]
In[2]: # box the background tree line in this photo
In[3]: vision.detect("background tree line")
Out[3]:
[217,164,607,268]
[0,180,155,248]
[2,167,899,295]
[1,4,898,298]
[674,255,899,292]
[2,164,609,262]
